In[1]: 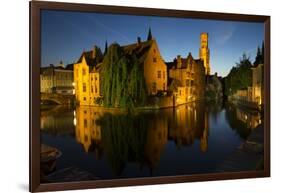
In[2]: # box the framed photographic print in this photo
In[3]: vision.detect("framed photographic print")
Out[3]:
[30,1,270,192]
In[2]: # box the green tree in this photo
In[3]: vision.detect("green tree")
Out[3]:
[101,43,123,107]
[100,43,148,109]
[254,46,263,65]
[224,53,252,96]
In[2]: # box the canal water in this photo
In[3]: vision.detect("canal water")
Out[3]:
[41,101,262,181]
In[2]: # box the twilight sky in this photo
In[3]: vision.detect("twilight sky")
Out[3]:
[41,10,264,77]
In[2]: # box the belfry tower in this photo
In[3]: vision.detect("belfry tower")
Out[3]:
[199,32,210,75]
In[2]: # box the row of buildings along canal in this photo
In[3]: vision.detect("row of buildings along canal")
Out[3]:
[40,29,264,109]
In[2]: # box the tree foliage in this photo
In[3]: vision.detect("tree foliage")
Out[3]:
[100,43,148,109]
[100,113,148,176]
[254,42,264,65]
[224,42,265,97]
[224,53,252,96]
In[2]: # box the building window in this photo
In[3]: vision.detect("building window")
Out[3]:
[83,97,86,101]
[95,85,98,93]
[83,83,86,92]
[95,76,97,81]
[153,57,157,63]
[91,86,93,93]
[84,119,87,127]
[163,83,165,90]
[82,68,86,75]
[163,71,165,80]
[153,49,156,54]
[157,71,161,78]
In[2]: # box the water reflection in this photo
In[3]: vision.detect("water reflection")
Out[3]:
[41,106,75,136]
[41,101,262,178]
[225,103,262,139]
[70,103,209,175]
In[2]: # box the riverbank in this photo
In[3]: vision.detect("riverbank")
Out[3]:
[216,123,264,172]
[228,97,262,112]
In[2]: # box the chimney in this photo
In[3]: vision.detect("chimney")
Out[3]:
[137,37,141,45]
[177,55,182,69]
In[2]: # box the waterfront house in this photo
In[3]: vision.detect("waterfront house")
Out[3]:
[40,62,74,95]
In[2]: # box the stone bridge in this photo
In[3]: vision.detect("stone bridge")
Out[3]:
[41,93,75,105]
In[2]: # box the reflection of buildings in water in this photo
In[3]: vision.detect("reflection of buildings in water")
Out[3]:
[144,113,168,169]
[40,106,75,135]
[205,101,223,124]
[236,108,261,129]
[168,103,209,152]
[224,103,262,140]
[74,106,102,156]
[73,102,210,175]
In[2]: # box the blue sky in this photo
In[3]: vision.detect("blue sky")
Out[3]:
[41,10,264,77]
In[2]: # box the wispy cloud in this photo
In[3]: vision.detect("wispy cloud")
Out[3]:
[213,23,236,45]
[85,14,130,42]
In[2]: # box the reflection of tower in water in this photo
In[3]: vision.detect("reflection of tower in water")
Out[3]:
[200,111,209,152]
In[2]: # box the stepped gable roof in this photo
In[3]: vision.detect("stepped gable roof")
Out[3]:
[166,53,204,69]
[122,39,154,64]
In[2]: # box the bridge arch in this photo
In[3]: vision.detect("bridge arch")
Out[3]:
[41,93,74,105]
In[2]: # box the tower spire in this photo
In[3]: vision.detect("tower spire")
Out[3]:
[147,27,152,41]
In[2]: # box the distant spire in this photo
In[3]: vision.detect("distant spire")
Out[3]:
[104,40,108,55]
[147,27,152,41]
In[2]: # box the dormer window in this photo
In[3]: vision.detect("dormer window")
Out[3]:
[153,57,157,63]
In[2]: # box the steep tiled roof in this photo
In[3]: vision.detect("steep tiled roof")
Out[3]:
[77,50,97,66]
[122,39,153,63]
[77,39,154,71]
